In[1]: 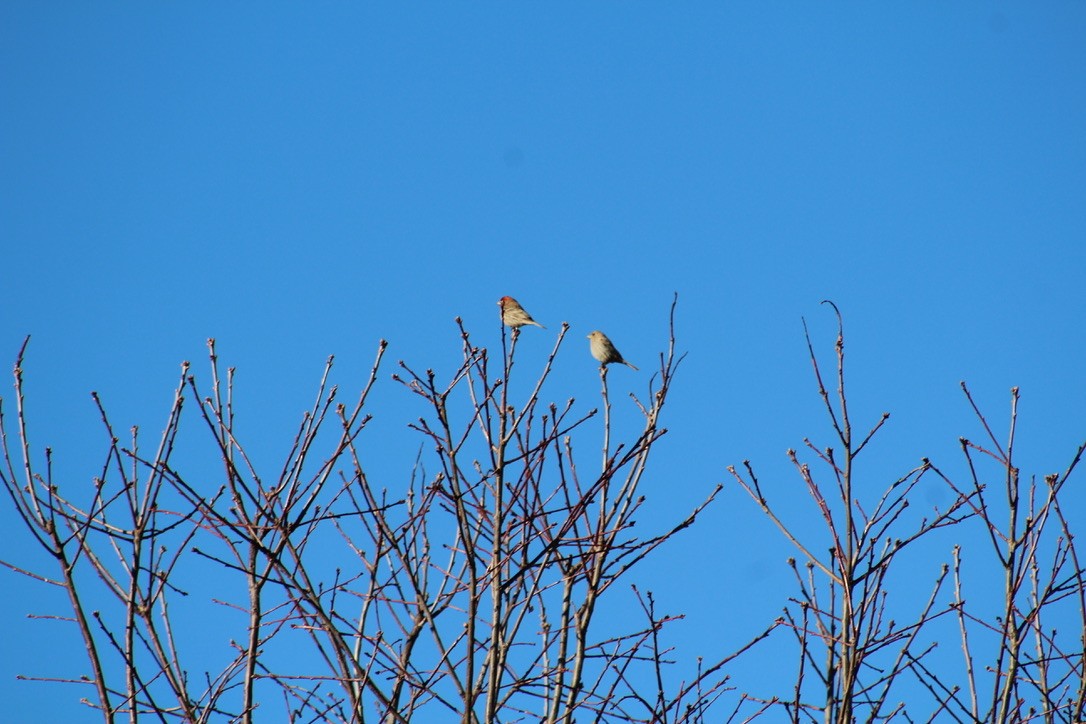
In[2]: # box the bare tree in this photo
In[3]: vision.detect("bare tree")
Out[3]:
[937,383,1086,723]
[729,302,1085,723]
[2,297,748,723]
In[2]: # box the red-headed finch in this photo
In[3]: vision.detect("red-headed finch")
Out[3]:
[498,296,545,329]
[587,330,637,370]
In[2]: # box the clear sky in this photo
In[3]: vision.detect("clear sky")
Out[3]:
[2,4,1084,720]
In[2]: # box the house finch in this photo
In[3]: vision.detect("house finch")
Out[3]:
[498,296,545,329]
[587,330,638,370]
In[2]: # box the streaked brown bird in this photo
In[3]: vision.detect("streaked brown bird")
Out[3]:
[587,330,638,370]
[498,296,545,329]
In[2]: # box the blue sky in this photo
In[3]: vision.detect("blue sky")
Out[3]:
[2,4,1085,720]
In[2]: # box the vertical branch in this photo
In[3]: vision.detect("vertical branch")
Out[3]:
[600,365,611,473]
[484,324,515,723]
[995,387,1021,723]
[952,545,980,719]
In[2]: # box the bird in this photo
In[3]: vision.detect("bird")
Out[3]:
[498,296,545,329]
[587,330,638,370]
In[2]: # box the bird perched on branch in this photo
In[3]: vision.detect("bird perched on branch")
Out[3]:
[587,330,638,370]
[498,296,545,329]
